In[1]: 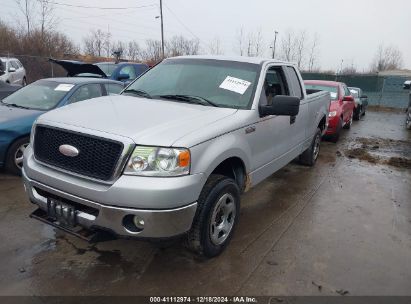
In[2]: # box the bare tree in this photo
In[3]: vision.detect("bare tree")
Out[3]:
[127,41,141,61]
[209,37,223,55]
[103,31,112,58]
[235,27,246,56]
[142,39,163,63]
[167,35,200,57]
[37,0,57,38]
[14,0,36,36]
[253,28,264,57]
[308,33,319,72]
[370,44,404,72]
[280,29,296,62]
[295,30,306,69]
[83,29,108,57]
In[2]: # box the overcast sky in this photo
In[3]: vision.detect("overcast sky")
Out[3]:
[2,0,410,71]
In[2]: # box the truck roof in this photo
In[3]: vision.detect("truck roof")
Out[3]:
[171,55,290,66]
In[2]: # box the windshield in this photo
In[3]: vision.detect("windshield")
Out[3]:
[305,84,339,101]
[123,59,260,109]
[1,80,73,110]
[96,63,116,77]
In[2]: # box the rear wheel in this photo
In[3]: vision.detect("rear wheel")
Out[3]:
[343,113,353,129]
[5,137,29,176]
[406,109,411,130]
[186,174,240,257]
[300,128,321,166]
[353,107,361,121]
[22,77,27,86]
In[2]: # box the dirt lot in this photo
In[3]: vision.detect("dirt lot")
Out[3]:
[0,110,410,296]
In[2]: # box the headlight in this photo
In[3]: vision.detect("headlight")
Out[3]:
[329,111,337,117]
[124,146,190,177]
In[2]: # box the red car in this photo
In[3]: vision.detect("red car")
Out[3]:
[304,80,355,142]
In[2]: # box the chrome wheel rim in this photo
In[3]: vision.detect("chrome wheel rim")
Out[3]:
[313,134,321,161]
[14,143,28,169]
[209,193,236,246]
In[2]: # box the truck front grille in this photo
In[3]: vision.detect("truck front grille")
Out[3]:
[33,125,124,181]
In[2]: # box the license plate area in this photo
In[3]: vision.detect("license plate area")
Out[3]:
[47,199,77,228]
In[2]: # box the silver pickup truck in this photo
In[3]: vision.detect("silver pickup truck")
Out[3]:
[23,56,330,257]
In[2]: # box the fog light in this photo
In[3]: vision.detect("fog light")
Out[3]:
[133,216,145,229]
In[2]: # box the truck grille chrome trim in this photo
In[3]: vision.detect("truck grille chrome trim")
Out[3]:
[32,125,134,183]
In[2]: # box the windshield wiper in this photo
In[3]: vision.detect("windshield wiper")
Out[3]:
[122,89,152,99]
[4,103,31,109]
[158,95,219,107]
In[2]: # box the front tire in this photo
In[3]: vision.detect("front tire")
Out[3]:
[329,117,342,143]
[186,174,240,257]
[300,128,321,167]
[343,112,353,129]
[22,77,27,86]
[406,109,411,130]
[5,137,29,175]
[353,107,361,121]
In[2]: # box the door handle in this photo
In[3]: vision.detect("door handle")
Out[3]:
[290,116,296,124]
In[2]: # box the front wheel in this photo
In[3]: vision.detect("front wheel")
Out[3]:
[406,110,411,130]
[343,113,353,129]
[22,77,27,86]
[5,137,29,175]
[353,107,361,121]
[186,174,240,257]
[300,128,321,166]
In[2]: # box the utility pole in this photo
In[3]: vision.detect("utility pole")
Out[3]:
[160,0,165,59]
[271,31,279,59]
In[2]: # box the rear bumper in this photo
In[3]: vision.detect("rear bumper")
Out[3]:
[23,169,198,238]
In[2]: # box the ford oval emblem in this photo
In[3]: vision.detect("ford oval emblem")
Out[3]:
[59,144,79,157]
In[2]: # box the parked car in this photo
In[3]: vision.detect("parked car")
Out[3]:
[0,57,27,86]
[50,59,149,84]
[348,87,368,120]
[305,80,355,142]
[404,80,411,129]
[0,80,21,100]
[0,78,124,175]
[23,55,330,257]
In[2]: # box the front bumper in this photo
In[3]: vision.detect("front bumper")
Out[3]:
[23,170,198,238]
[325,115,340,135]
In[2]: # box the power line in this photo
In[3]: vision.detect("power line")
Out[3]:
[48,2,157,10]
[163,4,201,41]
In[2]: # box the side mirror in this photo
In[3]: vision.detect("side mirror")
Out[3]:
[117,73,130,81]
[259,95,300,117]
[8,67,16,73]
[343,96,354,102]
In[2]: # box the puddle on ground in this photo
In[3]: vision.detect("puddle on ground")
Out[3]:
[344,137,411,169]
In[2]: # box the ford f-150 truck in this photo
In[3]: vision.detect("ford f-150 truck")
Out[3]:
[23,56,330,257]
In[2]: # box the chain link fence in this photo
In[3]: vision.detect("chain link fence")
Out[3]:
[302,72,410,109]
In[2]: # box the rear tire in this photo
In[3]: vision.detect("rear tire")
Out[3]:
[353,107,360,121]
[300,128,322,167]
[186,174,240,258]
[22,77,27,86]
[5,137,29,176]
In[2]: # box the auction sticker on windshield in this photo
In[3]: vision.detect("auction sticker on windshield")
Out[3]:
[55,84,75,92]
[219,76,251,95]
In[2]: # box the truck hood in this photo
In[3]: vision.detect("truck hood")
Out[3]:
[37,95,238,147]
[49,59,107,78]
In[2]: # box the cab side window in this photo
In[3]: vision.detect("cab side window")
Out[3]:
[261,67,289,106]
[69,84,103,104]
[285,66,303,100]
[343,86,351,96]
